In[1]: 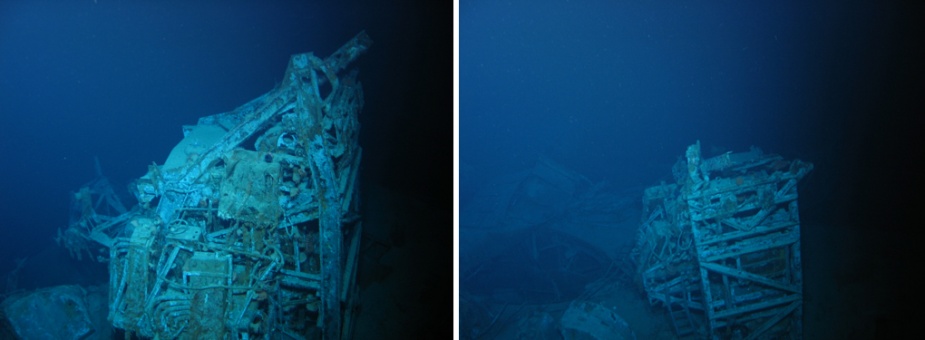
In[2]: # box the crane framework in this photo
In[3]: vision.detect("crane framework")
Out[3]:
[57,31,371,339]
[633,141,812,339]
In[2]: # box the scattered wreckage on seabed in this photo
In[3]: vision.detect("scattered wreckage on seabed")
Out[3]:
[1,32,370,339]
[460,141,812,339]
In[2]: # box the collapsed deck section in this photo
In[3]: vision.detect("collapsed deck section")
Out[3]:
[633,141,812,339]
[58,31,371,339]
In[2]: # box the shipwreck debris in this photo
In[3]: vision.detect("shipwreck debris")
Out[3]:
[55,31,371,339]
[1,285,111,340]
[632,141,812,339]
[560,301,635,340]
[460,157,641,338]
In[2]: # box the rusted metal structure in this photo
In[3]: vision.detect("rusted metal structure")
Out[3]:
[55,31,370,339]
[632,141,812,339]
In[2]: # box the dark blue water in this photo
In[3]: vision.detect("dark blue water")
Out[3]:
[461,1,922,337]
[462,1,908,190]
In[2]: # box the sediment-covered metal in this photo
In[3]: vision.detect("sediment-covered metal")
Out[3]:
[632,141,812,339]
[57,31,370,339]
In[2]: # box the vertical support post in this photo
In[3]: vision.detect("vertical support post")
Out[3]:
[692,222,717,337]
[310,136,343,339]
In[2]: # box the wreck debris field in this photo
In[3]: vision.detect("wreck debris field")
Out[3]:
[1,1,451,339]
[0,0,923,339]
[461,1,922,339]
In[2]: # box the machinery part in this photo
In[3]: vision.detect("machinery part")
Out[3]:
[55,157,130,260]
[57,31,370,339]
[633,141,812,339]
[559,301,635,340]
[1,285,96,340]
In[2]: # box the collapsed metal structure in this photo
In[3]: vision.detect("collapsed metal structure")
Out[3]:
[632,141,812,339]
[56,32,370,339]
